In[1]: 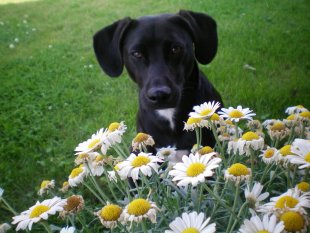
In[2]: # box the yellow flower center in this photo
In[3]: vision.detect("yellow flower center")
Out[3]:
[198,146,214,155]
[299,111,310,119]
[64,195,83,212]
[241,132,259,141]
[279,145,292,156]
[76,153,89,160]
[108,122,120,132]
[95,155,104,162]
[228,109,244,118]
[134,133,149,142]
[40,180,50,189]
[296,105,304,108]
[182,228,199,233]
[29,205,50,218]
[70,167,83,178]
[88,138,100,149]
[200,109,212,117]
[131,155,150,167]
[100,204,122,221]
[187,117,202,125]
[127,199,151,216]
[114,162,122,171]
[62,181,69,188]
[270,122,285,131]
[305,153,310,162]
[225,120,233,125]
[275,196,298,209]
[257,231,270,233]
[186,162,206,177]
[280,211,304,232]
[227,163,249,176]
[297,181,310,192]
[287,114,296,121]
[264,149,275,158]
[210,113,220,121]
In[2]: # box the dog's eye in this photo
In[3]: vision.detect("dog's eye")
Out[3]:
[132,51,143,59]
[171,46,182,55]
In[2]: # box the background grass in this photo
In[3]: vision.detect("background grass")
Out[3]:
[0,0,309,225]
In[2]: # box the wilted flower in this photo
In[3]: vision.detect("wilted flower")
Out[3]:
[238,214,284,233]
[60,181,70,193]
[169,153,221,187]
[38,180,55,196]
[165,211,216,233]
[263,119,290,141]
[96,203,123,229]
[132,132,155,151]
[285,105,308,115]
[121,198,159,224]
[218,105,256,122]
[12,197,66,231]
[60,195,84,217]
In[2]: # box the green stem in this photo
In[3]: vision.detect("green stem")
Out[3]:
[227,182,240,233]
[103,169,119,201]
[77,214,92,233]
[0,197,18,215]
[141,220,148,233]
[40,222,52,233]
[209,120,227,166]
[82,182,105,204]
[229,201,248,232]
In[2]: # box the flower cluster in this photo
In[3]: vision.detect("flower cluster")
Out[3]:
[1,103,309,232]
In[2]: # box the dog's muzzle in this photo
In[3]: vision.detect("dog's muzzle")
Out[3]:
[146,86,172,105]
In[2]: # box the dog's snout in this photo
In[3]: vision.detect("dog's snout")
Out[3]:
[147,86,171,103]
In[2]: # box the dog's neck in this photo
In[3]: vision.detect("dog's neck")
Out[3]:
[156,108,176,130]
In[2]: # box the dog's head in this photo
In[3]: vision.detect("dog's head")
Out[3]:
[93,10,217,109]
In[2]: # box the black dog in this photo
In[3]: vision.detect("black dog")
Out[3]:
[93,10,223,157]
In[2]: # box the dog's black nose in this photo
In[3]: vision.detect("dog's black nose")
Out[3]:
[147,86,171,103]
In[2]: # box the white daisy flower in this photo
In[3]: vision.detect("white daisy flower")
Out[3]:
[118,152,162,181]
[238,214,284,233]
[60,226,76,233]
[38,180,55,196]
[259,147,281,164]
[106,121,127,145]
[156,146,177,161]
[168,153,221,187]
[263,120,291,141]
[218,105,256,122]
[12,196,66,231]
[244,182,269,209]
[96,203,122,229]
[287,138,310,169]
[285,105,308,115]
[224,163,252,184]
[131,132,155,151]
[258,188,310,214]
[279,210,309,233]
[184,117,209,131]
[189,101,221,119]
[0,223,11,233]
[74,128,107,154]
[165,211,216,233]
[278,144,295,165]
[121,198,159,224]
[227,131,264,156]
[68,165,87,187]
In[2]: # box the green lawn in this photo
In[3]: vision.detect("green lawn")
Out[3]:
[0,0,309,226]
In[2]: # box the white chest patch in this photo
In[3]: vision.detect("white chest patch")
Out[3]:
[156,108,176,130]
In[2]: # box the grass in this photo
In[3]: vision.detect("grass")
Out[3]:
[0,0,309,226]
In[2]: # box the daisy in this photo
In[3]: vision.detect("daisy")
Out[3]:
[60,195,84,218]
[74,128,107,154]
[297,111,310,125]
[60,226,76,233]
[244,182,269,209]
[12,196,66,231]
[265,120,291,141]
[296,181,310,192]
[238,214,284,233]
[132,132,155,151]
[96,203,123,229]
[68,165,87,187]
[60,181,70,193]
[156,146,177,161]
[165,211,216,233]
[278,144,295,164]
[117,152,162,181]
[224,163,252,184]
[38,180,55,196]
[287,138,310,169]
[87,153,106,176]
[197,146,215,156]
[106,121,127,145]
[121,198,159,224]
[0,223,11,233]
[168,153,221,187]
[227,131,264,156]
[285,105,308,115]
[218,105,256,122]
[189,101,221,119]
[279,210,309,233]
[259,147,281,164]
[184,117,208,131]
[258,188,310,214]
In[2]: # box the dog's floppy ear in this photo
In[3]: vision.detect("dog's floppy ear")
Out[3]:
[93,17,132,77]
[178,10,218,64]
